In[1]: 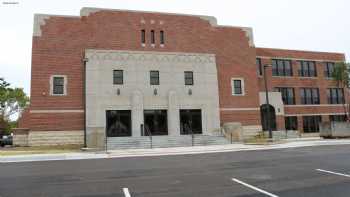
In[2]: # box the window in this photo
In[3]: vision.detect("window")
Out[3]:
[272,59,293,76]
[51,75,66,95]
[113,70,123,85]
[329,115,347,122]
[285,116,298,130]
[184,71,193,85]
[106,110,132,137]
[298,61,317,77]
[141,29,146,44]
[300,88,320,104]
[303,116,322,133]
[327,88,344,104]
[324,62,335,78]
[256,58,262,76]
[151,30,155,44]
[160,30,165,44]
[231,79,244,95]
[150,70,159,85]
[274,87,295,105]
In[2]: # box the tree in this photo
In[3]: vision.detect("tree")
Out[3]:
[0,78,29,122]
[331,62,350,121]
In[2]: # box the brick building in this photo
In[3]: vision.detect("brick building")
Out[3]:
[17,7,348,147]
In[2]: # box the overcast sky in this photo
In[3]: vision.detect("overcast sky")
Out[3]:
[0,0,349,95]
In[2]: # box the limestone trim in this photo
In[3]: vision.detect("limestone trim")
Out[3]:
[285,113,347,117]
[85,49,216,63]
[220,108,260,111]
[285,104,345,107]
[256,56,344,63]
[30,109,84,113]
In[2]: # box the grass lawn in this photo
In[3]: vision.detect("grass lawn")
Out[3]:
[0,145,82,156]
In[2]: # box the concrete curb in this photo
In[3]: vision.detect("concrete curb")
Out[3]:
[1,139,350,163]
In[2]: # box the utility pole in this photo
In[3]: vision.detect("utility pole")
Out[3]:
[263,64,273,139]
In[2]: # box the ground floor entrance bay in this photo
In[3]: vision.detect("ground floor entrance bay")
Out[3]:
[106,109,203,137]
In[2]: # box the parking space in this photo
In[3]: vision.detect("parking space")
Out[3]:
[1,145,350,197]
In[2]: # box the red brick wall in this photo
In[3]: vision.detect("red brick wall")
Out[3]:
[23,9,261,131]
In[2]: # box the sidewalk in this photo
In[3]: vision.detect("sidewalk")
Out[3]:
[1,138,350,163]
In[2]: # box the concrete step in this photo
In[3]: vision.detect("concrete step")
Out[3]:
[107,135,230,150]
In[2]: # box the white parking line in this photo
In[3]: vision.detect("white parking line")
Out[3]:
[316,169,350,178]
[232,178,279,197]
[123,188,131,197]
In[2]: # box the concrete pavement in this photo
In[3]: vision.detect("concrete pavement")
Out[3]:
[1,138,350,163]
[1,144,350,196]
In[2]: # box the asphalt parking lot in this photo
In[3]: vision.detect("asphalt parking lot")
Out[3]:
[1,144,350,197]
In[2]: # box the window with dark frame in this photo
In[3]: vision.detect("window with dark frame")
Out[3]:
[53,76,64,95]
[324,62,335,78]
[272,59,293,76]
[151,30,155,44]
[274,87,295,105]
[285,116,298,130]
[300,88,320,104]
[160,30,165,44]
[113,70,123,85]
[329,115,347,122]
[184,71,193,85]
[303,116,322,133]
[256,58,262,76]
[327,88,344,104]
[141,29,146,44]
[298,61,317,77]
[150,70,159,85]
[233,80,242,95]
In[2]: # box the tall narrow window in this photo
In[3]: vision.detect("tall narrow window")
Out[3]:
[113,70,123,85]
[184,71,193,85]
[231,79,244,95]
[151,30,155,44]
[141,29,146,44]
[160,30,165,44]
[150,70,159,85]
[256,58,262,76]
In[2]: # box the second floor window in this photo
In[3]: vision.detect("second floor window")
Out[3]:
[151,30,155,44]
[298,61,317,77]
[300,88,320,104]
[327,88,344,104]
[274,87,295,105]
[150,70,159,85]
[113,70,123,85]
[256,58,262,76]
[272,59,292,76]
[324,62,335,78]
[231,79,244,95]
[160,30,165,44]
[184,71,193,85]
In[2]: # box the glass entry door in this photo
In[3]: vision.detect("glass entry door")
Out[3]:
[106,110,132,137]
[144,110,168,136]
[180,109,202,135]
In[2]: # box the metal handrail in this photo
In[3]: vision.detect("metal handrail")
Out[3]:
[144,125,153,149]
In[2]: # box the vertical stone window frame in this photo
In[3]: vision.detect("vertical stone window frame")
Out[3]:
[231,78,245,96]
[50,75,67,96]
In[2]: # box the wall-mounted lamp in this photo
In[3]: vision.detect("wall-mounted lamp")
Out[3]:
[117,88,120,95]
[153,88,158,95]
[188,89,192,95]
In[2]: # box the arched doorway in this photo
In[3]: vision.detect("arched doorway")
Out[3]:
[260,104,277,131]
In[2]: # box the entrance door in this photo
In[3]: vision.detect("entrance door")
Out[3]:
[180,109,202,135]
[260,104,277,131]
[106,110,132,137]
[144,110,168,136]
